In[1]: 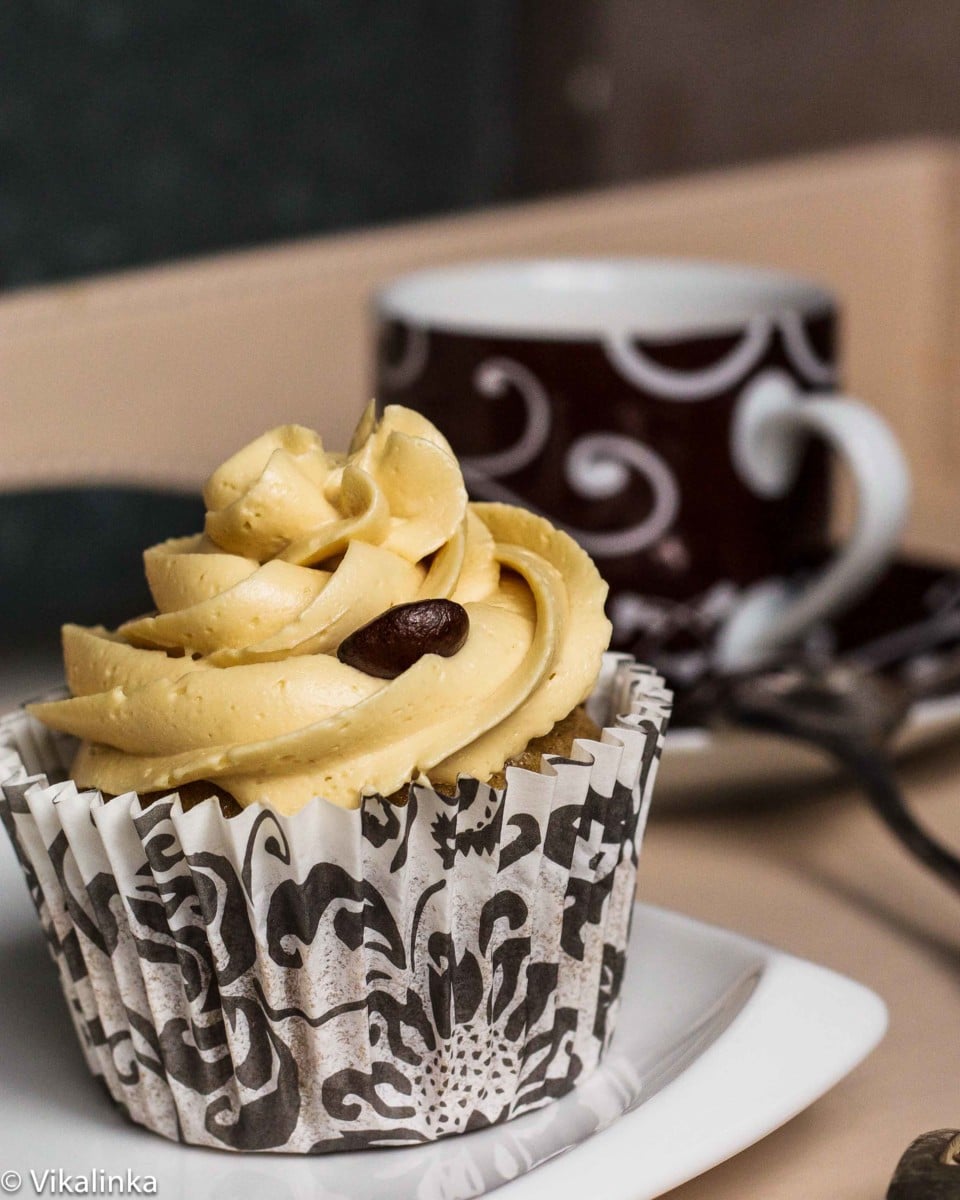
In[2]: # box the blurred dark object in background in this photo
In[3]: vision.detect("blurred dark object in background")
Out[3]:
[0,489,203,654]
[0,2,517,288]
[521,1,960,194]
[6,2,960,288]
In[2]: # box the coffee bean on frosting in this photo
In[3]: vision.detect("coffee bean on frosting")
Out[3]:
[336,599,469,679]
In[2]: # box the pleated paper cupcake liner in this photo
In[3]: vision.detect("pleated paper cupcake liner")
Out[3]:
[0,654,671,1154]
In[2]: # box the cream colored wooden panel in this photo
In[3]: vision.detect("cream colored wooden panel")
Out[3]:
[1,140,958,555]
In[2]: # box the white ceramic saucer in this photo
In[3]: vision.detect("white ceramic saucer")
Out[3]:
[0,834,885,1200]
[650,553,960,806]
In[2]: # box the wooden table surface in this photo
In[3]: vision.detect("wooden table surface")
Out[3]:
[641,734,960,1198]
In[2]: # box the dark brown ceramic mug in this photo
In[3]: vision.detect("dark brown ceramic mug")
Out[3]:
[374,260,909,673]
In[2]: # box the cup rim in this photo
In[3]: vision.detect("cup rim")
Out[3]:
[375,257,835,340]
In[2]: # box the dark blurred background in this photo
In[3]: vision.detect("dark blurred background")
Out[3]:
[5,1,960,289]
[1,2,517,288]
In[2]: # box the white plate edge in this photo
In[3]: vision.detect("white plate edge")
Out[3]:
[501,910,888,1200]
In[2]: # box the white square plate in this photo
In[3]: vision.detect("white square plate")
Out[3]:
[0,836,885,1199]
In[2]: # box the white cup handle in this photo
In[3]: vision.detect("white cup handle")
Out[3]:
[716,370,911,671]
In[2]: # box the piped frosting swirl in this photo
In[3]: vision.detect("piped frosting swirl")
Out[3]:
[30,405,611,813]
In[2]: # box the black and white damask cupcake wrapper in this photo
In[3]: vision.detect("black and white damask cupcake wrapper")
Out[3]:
[0,656,671,1154]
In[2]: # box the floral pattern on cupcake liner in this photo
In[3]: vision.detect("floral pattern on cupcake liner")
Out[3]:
[0,655,670,1154]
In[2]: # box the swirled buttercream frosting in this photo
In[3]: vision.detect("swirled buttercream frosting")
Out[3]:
[30,405,611,813]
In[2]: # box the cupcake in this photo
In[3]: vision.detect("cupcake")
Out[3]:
[0,403,671,1153]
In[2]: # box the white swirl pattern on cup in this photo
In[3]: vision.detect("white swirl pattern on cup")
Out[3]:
[603,316,773,400]
[461,356,682,558]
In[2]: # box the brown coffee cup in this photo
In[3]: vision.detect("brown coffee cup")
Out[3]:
[374,260,909,673]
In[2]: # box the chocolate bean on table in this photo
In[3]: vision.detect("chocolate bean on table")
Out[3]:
[337,599,470,679]
[887,1129,960,1199]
